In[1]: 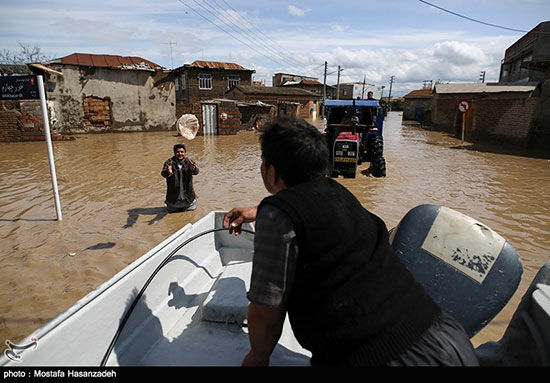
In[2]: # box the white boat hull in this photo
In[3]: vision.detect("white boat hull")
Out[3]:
[0,211,310,366]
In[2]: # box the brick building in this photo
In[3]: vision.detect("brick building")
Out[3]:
[403,88,434,123]
[432,83,537,145]
[172,60,255,116]
[225,85,322,119]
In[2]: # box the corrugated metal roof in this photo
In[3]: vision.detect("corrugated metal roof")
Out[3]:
[435,82,536,94]
[189,60,251,71]
[58,53,164,71]
[230,85,321,97]
[404,89,434,99]
[283,78,323,86]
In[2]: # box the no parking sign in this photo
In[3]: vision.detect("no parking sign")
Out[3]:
[458,99,471,114]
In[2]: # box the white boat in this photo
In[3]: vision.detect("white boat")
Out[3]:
[1,211,309,366]
[1,207,549,366]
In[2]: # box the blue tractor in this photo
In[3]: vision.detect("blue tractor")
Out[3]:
[324,99,386,178]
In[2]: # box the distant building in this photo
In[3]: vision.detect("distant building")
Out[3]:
[27,53,174,134]
[272,72,317,87]
[403,88,434,123]
[499,21,550,83]
[281,78,325,96]
[334,82,382,100]
[172,60,255,115]
[226,85,322,119]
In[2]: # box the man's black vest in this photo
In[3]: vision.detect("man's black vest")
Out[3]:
[258,177,440,365]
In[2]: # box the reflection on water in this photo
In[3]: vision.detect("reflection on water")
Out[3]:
[0,112,548,349]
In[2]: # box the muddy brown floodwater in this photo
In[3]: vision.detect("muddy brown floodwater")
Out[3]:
[0,112,549,352]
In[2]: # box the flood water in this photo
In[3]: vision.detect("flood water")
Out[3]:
[1,111,548,351]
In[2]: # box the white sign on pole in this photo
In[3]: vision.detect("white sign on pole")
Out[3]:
[37,75,63,221]
[457,99,471,144]
[458,99,471,114]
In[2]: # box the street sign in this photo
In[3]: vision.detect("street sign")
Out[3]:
[457,99,471,114]
[0,75,40,100]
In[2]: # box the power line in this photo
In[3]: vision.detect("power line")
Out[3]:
[178,0,312,73]
[418,0,527,33]
[177,0,289,68]
[213,0,308,69]
[202,0,306,70]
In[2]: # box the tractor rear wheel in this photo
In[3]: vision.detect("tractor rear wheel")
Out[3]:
[371,156,386,178]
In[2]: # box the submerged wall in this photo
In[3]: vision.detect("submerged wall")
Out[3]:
[432,91,538,147]
[0,100,73,142]
[44,65,176,134]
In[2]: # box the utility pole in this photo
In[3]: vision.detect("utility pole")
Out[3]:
[479,70,486,83]
[361,74,366,99]
[323,61,327,118]
[336,65,343,100]
[163,41,177,69]
[388,75,395,102]
[323,62,327,101]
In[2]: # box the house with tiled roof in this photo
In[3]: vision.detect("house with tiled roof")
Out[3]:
[27,53,174,134]
[403,88,434,123]
[171,60,255,115]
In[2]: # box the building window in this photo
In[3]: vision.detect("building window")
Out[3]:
[228,75,240,89]
[180,74,186,89]
[175,74,186,91]
[199,74,212,90]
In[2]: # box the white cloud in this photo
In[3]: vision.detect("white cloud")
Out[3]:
[287,5,309,17]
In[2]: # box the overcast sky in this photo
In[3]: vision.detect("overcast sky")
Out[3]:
[1,0,548,96]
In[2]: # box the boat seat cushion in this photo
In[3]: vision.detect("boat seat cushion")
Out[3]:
[201,261,252,324]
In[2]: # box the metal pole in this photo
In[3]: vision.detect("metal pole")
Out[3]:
[462,113,465,144]
[37,75,62,221]
[323,61,327,118]
[336,65,341,100]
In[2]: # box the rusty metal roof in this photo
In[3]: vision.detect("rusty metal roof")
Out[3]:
[189,60,251,71]
[58,53,164,71]
[404,89,434,99]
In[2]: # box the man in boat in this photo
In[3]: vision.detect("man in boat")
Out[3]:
[161,143,199,213]
[223,116,478,366]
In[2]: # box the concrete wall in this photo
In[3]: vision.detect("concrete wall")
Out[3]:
[45,65,175,134]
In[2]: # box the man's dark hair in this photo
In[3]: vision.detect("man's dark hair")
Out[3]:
[260,116,329,187]
[173,143,186,152]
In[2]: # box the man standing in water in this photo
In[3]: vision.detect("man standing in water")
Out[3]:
[161,144,199,212]
[223,117,478,366]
